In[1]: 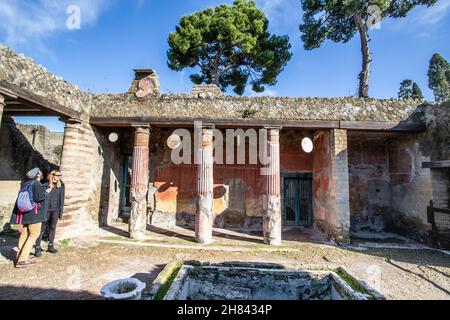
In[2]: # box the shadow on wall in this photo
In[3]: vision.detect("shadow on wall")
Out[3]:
[0,116,59,228]
[0,116,58,180]
[95,127,124,228]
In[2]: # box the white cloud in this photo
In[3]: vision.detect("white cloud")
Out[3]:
[0,0,110,46]
[256,0,302,32]
[415,0,450,25]
[249,88,277,97]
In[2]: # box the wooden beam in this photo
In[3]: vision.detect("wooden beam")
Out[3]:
[89,117,340,129]
[0,80,81,119]
[422,161,450,169]
[340,120,425,132]
[90,117,425,132]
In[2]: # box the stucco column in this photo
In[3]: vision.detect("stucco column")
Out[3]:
[195,124,215,244]
[129,125,150,240]
[263,127,282,246]
[331,129,350,242]
[0,94,5,127]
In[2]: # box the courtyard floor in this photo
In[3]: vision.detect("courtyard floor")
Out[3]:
[0,225,449,300]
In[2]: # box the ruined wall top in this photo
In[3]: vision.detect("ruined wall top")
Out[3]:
[0,45,429,123]
[91,93,426,122]
[0,44,94,116]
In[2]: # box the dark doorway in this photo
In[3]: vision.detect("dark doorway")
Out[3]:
[119,155,133,218]
[283,174,313,226]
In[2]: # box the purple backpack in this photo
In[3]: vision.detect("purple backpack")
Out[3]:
[17,182,37,213]
[16,182,40,228]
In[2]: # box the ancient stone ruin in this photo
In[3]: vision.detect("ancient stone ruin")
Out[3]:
[1,44,449,248]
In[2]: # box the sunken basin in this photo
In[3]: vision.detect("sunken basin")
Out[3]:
[161,263,384,300]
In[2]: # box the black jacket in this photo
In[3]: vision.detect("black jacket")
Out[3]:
[43,181,65,218]
[10,180,48,225]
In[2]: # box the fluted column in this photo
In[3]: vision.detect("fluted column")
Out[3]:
[263,127,282,246]
[129,125,150,240]
[195,124,215,244]
[0,95,5,127]
[58,118,92,233]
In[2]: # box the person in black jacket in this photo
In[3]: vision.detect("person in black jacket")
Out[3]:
[35,170,65,256]
[10,168,48,268]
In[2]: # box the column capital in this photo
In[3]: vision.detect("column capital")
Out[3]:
[263,126,283,131]
[66,118,83,124]
[131,123,151,130]
[195,122,215,130]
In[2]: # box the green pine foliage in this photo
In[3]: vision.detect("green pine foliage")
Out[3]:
[398,79,423,100]
[299,0,437,98]
[167,0,292,95]
[428,53,450,103]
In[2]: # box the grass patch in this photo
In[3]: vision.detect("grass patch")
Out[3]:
[59,238,72,246]
[103,236,136,242]
[242,108,258,118]
[153,261,183,300]
[334,268,373,299]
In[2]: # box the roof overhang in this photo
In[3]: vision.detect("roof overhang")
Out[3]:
[0,80,81,119]
[89,117,425,133]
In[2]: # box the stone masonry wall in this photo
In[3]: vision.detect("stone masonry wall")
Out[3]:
[15,124,63,165]
[0,45,93,117]
[386,103,450,241]
[91,93,424,123]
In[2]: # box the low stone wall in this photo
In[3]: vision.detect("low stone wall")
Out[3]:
[164,265,372,300]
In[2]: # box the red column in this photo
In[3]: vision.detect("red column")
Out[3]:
[263,127,282,246]
[129,125,150,239]
[195,124,215,244]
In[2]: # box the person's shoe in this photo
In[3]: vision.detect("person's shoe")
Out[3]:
[34,246,42,257]
[15,259,36,268]
[47,244,58,254]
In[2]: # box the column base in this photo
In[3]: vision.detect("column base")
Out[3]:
[263,195,282,246]
[263,239,282,246]
[195,195,213,245]
[129,231,146,240]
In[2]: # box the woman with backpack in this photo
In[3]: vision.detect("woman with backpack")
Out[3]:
[10,168,48,268]
[35,170,65,256]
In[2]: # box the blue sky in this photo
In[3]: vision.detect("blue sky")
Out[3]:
[1,0,449,132]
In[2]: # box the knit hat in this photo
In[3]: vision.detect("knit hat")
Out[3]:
[26,168,40,179]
